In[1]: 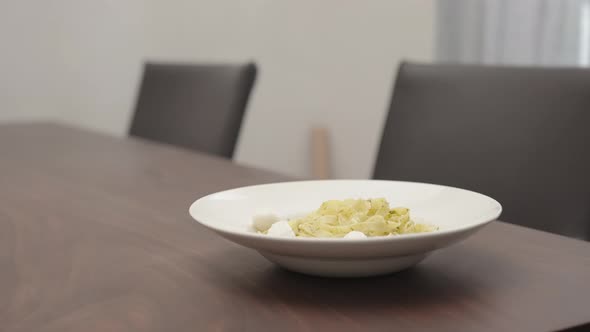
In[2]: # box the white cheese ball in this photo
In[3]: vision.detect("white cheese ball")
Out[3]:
[252,212,280,232]
[266,220,296,238]
[343,231,367,239]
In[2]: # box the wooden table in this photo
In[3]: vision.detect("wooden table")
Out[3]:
[1,123,590,332]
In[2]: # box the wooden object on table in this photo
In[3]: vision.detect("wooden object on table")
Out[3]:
[310,126,331,179]
[1,123,590,332]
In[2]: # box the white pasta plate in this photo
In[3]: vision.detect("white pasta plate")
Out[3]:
[189,180,502,277]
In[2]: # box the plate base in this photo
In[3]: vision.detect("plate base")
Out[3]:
[260,251,428,277]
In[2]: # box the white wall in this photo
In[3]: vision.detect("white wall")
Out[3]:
[0,1,61,122]
[0,0,434,179]
[0,0,146,133]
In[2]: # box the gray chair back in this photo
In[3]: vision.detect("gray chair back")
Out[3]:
[374,62,590,240]
[129,62,257,158]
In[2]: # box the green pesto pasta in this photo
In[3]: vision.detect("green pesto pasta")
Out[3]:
[287,198,437,238]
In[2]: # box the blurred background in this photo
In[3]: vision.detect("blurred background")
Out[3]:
[2,0,589,179]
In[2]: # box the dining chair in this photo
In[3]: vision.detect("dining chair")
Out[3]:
[374,62,590,240]
[129,62,257,159]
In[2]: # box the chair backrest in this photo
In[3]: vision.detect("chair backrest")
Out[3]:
[129,62,257,158]
[374,62,590,240]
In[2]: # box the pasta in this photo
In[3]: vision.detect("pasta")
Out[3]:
[286,198,436,238]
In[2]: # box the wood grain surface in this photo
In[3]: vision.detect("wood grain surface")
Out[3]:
[1,123,589,332]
